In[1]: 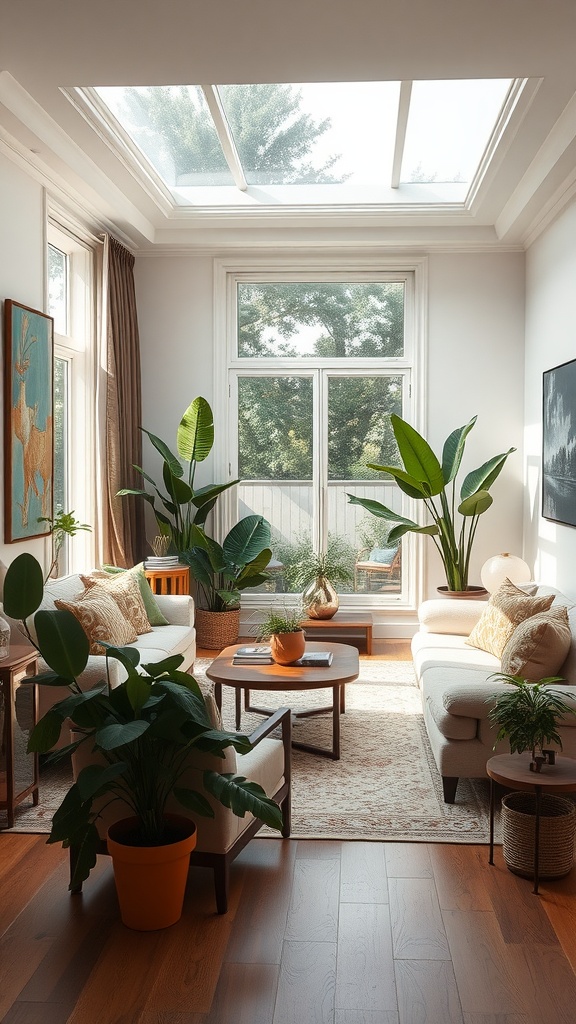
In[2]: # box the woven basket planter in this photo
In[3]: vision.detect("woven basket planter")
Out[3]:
[195,609,240,650]
[501,791,576,880]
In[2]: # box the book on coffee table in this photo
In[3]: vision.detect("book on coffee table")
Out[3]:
[232,645,273,665]
[293,651,333,667]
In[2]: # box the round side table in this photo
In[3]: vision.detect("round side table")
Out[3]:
[144,565,190,595]
[487,752,576,894]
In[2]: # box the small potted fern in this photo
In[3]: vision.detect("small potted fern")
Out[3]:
[256,606,305,665]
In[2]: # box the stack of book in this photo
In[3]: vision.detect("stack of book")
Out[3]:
[293,651,333,667]
[232,645,273,665]
[145,555,180,569]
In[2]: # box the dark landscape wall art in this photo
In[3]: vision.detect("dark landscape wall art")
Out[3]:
[542,357,576,527]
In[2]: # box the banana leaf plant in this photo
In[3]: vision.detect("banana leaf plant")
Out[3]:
[117,396,238,554]
[347,414,516,592]
[181,514,273,612]
[2,552,283,889]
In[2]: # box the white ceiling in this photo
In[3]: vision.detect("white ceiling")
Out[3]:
[1,0,576,250]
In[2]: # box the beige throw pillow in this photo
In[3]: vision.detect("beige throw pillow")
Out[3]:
[55,589,138,655]
[466,578,555,658]
[81,572,152,636]
[501,606,571,681]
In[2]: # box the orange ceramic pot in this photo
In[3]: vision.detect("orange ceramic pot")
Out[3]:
[107,814,197,930]
[270,629,306,665]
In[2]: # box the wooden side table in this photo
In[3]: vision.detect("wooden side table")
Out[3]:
[301,613,373,654]
[0,645,39,828]
[144,565,190,595]
[487,752,576,894]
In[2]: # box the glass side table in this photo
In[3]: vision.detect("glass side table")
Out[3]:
[0,645,39,828]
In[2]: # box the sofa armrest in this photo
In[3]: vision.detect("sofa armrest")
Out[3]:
[418,598,486,636]
[153,594,195,626]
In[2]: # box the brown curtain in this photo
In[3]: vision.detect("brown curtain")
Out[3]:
[103,235,145,566]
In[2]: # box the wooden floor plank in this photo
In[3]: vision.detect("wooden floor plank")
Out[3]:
[462,1015,529,1024]
[295,840,343,860]
[284,857,340,942]
[442,911,529,1016]
[273,940,336,1024]
[389,877,451,960]
[0,835,65,936]
[200,963,279,1024]
[540,868,576,972]
[340,842,388,904]
[335,1013,398,1024]
[428,844,493,912]
[395,959,464,1024]
[385,842,433,878]
[335,903,397,1014]
[510,941,576,1024]
[224,839,297,965]
[477,847,559,945]
[1,1002,70,1024]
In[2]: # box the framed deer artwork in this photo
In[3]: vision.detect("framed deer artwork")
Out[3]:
[3,300,54,542]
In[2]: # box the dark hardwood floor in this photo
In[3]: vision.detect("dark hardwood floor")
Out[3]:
[1,642,575,1023]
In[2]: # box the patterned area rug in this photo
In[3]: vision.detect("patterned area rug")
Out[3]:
[6,658,498,844]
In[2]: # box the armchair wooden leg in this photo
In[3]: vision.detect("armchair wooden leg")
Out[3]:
[213,859,230,915]
[442,776,459,803]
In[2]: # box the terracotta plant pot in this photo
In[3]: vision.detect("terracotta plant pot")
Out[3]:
[107,814,197,930]
[270,629,306,665]
[436,585,488,599]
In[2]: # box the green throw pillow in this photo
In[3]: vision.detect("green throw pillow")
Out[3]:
[102,563,169,626]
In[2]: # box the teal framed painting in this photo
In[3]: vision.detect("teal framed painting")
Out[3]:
[3,300,54,542]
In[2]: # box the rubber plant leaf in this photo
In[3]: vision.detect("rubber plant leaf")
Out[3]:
[3,552,44,620]
[177,396,214,463]
[441,417,478,483]
[391,414,445,495]
[35,609,90,680]
[222,515,272,567]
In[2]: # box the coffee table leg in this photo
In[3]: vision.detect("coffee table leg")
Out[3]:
[332,684,340,760]
[214,683,222,714]
[235,689,242,730]
[489,778,495,865]
[533,785,542,895]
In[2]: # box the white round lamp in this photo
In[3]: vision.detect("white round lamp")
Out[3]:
[480,552,532,594]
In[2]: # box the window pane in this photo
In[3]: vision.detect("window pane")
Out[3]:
[238,282,404,358]
[48,244,67,335]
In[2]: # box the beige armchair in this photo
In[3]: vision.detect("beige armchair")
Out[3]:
[69,692,291,914]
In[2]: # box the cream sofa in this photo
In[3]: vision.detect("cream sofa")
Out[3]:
[6,571,196,726]
[412,585,576,803]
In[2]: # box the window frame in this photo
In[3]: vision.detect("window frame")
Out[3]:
[213,255,428,613]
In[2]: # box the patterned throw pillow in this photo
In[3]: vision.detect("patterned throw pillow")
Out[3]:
[500,606,572,681]
[81,571,152,635]
[466,578,555,658]
[100,564,170,627]
[55,589,138,655]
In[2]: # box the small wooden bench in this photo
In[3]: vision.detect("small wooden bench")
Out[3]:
[300,613,373,654]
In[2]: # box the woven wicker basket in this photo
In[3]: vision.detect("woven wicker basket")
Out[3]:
[501,791,576,879]
[195,608,240,650]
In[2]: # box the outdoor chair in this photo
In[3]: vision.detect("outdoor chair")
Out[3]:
[354,545,401,592]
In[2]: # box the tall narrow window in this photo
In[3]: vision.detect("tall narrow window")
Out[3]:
[225,271,417,606]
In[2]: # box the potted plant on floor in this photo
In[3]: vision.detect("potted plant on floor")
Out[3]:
[3,552,284,930]
[182,514,273,648]
[347,414,516,595]
[256,606,306,665]
[488,672,576,879]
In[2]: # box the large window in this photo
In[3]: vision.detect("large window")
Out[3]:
[219,264,423,607]
[47,224,96,573]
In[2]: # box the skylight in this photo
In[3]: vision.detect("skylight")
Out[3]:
[91,79,514,208]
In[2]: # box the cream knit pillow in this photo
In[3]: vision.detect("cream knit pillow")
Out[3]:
[500,605,571,681]
[465,578,554,658]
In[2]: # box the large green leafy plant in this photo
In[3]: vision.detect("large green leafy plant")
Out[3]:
[182,515,273,612]
[348,414,515,592]
[3,553,283,888]
[118,396,238,553]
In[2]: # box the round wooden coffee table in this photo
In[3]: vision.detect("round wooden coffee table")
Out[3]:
[206,642,359,760]
[487,752,576,894]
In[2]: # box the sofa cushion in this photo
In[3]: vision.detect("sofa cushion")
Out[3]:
[412,631,500,680]
[465,578,554,658]
[81,572,152,635]
[501,606,571,681]
[55,589,137,654]
[100,563,170,626]
[128,624,195,658]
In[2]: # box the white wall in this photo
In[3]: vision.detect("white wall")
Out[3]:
[135,248,526,605]
[524,200,576,599]
[0,151,48,574]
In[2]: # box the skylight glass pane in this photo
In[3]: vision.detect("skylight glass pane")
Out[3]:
[94,85,234,186]
[219,82,400,186]
[401,79,512,185]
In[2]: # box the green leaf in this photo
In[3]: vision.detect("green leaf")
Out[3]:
[126,674,152,712]
[202,771,283,830]
[154,681,212,724]
[3,552,44,619]
[458,490,493,517]
[222,515,271,567]
[49,783,90,842]
[140,427,183,478]
[75,762,127,801]
[391,414,445,495]
[35,609,90,679]
[162,462,193,504]
[191,481,238,509]
[388,523,438,543]
[346,494,420,527]
[177,396,214,463]
[441,417,477,483]
[141,654,185,677]
[95,720,150,750]
[67,823,100,890]
[24,670,73,687]
[367,464,429,499]
[100,644,141,674]
[173,787,215,817]
[460,448,516,499]
[28,710,65,752]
